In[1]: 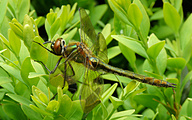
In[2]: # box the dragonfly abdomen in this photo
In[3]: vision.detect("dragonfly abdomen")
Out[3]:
[97,60,176,88]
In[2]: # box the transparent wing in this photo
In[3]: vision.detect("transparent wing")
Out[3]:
[96,32,108,63]
[79,8,108,63]
[79,8,99,55]
[80,68,104,113]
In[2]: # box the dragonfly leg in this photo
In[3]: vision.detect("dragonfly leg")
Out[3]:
[34,60,51,73]
[50,57,63,74]
[35,57,63,74]
[68,62,75,77]
[33,41,58,55]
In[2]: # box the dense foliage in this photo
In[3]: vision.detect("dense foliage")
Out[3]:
[0,0,192,119]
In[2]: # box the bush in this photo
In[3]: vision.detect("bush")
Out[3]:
[0,0,192,119]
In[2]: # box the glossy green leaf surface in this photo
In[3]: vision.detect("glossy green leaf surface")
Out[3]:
[128,3,143,29]
[2,102,27,120]
[112,35,148,58]
[147,41,165,59]
[163,2,181,33]
[108,0,131,25]
[0,0,8,25]
[110,109,135,119]
[133,0,150,41]
[133,94,160,112]
[109,96,124,109]
[167,57,186,70]
[30,36,48,64]
[107,46,121,60]
[0,62,25,84]
[102,83,118,102]
[23,15,35,51]
[21,105,43,120]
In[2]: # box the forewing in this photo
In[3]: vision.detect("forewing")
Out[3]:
[79,8,99,54]
[80,68,103,113]
[97,32,108,63]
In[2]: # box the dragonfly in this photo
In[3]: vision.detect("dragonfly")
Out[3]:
[33,8,176,113]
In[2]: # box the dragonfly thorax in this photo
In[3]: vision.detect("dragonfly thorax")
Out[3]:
[51,38,66,55]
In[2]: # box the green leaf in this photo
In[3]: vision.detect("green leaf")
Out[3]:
[133,0,150,41]
[101,83,118,103]
[68,3,77,22]
[147,85,164,101]
[21,105,43,120]
[2,102,27,120]
[35,17,45,28]
[46,100,59,112]
[133,94,160,112]
[28,72,47,78]
[0,62,25,85]
[174,0,182,11]
[39,92,48,105]
[163,2,181,33]
[49,73,64,87]
[6,93,33,106]
[63,27,77,43]
[144,71,163,80]
[180,14,192,63]
[90,4,108,26]
[107,46,121,60]
[128,3,143,29]
[45,19,51,39]
[101,74,132,83]
[0,33,9,47]
[18,0,30,23]
[112,35,148,58]
[150,10,163,21]
[9,19,23,39]
[109,96,124,109]
[65,100,83,119]
[50,18,61,39]
[123,81,139,98]
[0,77,12,85]
[167,57,186,70]
[101,24,111,39]
[23,15,35,51]
[46,13,57,25]
[147,41,165,59]
[110,109,135,119]
[57,94,83,119]
[21,57,39,87]
[117,0,131,12]
[57,94,72,116]
[153,26,173,39]
[8,29,21,57]
[119,43,136,71]
[0,0,8,25]
[180,71,192,92]
[114,15,137,38]
[108,0,131,25]
[180,98,192,117]
[147,34,167,75]
[30,36,48,64]
[29,104,53,117]
[58,5,69,33]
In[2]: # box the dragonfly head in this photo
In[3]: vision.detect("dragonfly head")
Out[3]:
[51,38,66,55]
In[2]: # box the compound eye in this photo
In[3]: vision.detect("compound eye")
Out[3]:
[52,39,62,55]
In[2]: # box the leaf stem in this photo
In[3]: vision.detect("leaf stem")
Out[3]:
[136,28,148,50]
